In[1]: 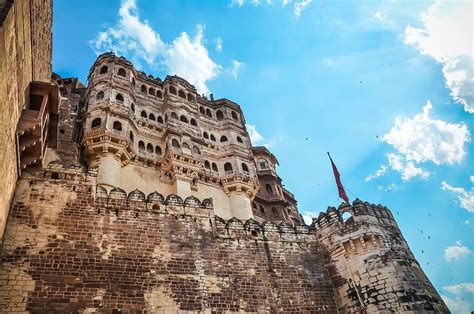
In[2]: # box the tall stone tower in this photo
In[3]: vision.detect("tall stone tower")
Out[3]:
[81,53,261,220]
[315,200,449,312]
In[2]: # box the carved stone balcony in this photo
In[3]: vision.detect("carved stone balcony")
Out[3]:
[16,82,59,173]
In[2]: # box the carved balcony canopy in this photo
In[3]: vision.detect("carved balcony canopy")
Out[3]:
[16,81,59,173]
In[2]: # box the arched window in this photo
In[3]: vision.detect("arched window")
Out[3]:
[216,110,224,120]
[155,146,162,156]
[118,68,126,77]
[231,111,239,120]
[169,86,177,95]
[259,159,269,170]
[203,132,209,139]
[342,211,353,223]
[210,134,216,141]
[182,142,190,150]
[99,66,108,74]
[171,139,180,148]
[157,116,163,123]
[220,136,228,143]
[259,206,265,214]
[147,143,154,153]
[149,113,156,121]
[266,184,273,194]
[180,115,188,123]
[252,202,257,209]
[130,103,135,112]
[271,207,277,217]
[51,172,60,180]
[141,85,147,93]
[206,108,212,117]
[129,131,134,142]
[96,91,104,100]
[113,121,122,131]
[237,136,243,143]
[190,118,197,126]
[91,118,101,129]
[116,93,124,102]
[224,162,233,173]
[141,110,147,118]
[187,93,194,101]
[204,161,210,169]
[132,78,136,86]
[212,163,218,172]
[199,107,205,114]
[242,163,249,173]
[138,141,145,151]
[178,90,186,98]
[148,87,155,96]
[192,146,201,155]
[156,90,162,99]
[171,112,178,119]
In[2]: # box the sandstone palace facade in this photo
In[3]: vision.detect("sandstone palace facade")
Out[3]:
[0,1,449,313]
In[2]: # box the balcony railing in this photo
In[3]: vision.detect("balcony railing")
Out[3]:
[16,82,59,173]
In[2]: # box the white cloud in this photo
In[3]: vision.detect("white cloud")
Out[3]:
[246,124,264,144]
[387,153,430,181]
[381,101,470,180]
[443,282,474,295]
[89,0,221,95]
[165,25,221,95]
[462,219,470,225]
[215,37,223,52]
[444,240,471,262]
[294,0,312,18]
[301,211,317,225]
[230,0,312,18]
[376,183,399,192]
[231,0,245,6]
[89,0,166,66]
[441,295,471,314]
[404,1,474,113]
[441,176,474,212]
[374,11,385,22]
[365,164,388,181]
[230,60,244,79]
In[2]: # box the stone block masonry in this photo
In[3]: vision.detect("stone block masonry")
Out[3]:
[0,167,337,313]
[0,0,52,239]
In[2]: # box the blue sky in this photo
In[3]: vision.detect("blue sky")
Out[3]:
[53,1,473,312]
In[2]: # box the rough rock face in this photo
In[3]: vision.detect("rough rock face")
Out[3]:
[0,169,337,313]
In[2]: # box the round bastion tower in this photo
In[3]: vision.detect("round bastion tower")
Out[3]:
[314,200,449,313]
[80,52,258,220]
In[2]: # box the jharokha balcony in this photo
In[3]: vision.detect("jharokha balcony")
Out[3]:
[16,82,59,173]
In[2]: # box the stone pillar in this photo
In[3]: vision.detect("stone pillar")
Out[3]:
[229,191,253,220]
[172,176,192,197]
[92,154,122,187]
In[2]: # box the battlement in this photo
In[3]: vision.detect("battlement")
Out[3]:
[213,216,313,242]
[94,184,214,218]
[312,198,396,231]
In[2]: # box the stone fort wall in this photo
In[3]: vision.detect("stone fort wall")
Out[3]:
[0,0,52,239]
[0,167,337,313]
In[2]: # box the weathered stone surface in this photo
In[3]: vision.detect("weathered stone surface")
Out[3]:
[0,0,52,238]
[1,173,336,313]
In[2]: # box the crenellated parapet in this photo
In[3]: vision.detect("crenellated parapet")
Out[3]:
[94,184,214,218]
[212,215,313,243]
